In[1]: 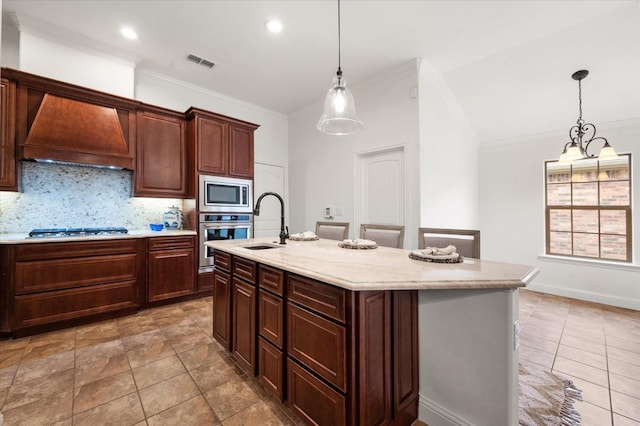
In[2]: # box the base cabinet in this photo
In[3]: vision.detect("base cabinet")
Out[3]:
[147,236,195,303]
[210,251,418,426]
[7,239,143,337]
[213,269,232,351]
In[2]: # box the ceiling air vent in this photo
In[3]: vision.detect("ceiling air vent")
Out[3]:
[187,53,215,69]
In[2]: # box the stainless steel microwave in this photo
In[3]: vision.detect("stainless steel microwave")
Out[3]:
[199,175,253,213]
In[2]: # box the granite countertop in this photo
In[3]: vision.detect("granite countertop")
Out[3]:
[206,237,538,291]
[0,229,197,244]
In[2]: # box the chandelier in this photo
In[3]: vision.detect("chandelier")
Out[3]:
[558,70,617,163]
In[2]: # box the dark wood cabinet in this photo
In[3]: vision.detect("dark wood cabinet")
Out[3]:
[257,264,286,401]
[0,78,18,191]
[228,124,254,178]
[186,108,259,179]
[208,251,418,426]
[135,108,188,198]
[147,236,195,303]
[7,239,142,337]
[231,256,257,375]
[232,277,257,374]
[213,269,232,351]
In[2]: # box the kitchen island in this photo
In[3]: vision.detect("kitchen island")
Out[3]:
[206,237,538,426]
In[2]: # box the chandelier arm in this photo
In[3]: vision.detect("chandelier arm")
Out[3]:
[583,136,609,158]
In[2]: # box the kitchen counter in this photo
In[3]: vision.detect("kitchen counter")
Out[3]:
[208,236,535,425]
[205,237,537,291]
[0,229,196,244]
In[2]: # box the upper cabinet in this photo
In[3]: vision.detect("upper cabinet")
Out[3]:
[134,106,189,198]
[1,78,18,191]
[1,68,260,192]
[186,108,259,179]
[3,68,137,170]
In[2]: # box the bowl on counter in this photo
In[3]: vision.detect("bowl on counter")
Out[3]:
[149,224,164,231]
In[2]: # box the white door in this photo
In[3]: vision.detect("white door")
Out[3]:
[355,146,405,232]
[253,163,285,238]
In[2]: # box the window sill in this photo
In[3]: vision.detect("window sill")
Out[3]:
[537,254,640,272]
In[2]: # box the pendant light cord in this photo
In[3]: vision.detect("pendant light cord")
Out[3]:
[337,0,342,75]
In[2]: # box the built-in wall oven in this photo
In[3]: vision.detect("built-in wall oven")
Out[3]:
[199,213,252,271]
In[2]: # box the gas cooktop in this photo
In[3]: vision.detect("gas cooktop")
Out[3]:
[28,227,129,238]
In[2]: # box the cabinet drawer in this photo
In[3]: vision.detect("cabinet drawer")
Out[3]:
[288,358,346,426]
[287,303,346,392]
[15,239,138,261]
[288,274,346,323]
[148,236,194,251]
[214,251,231,272]
[213,250,231,272]
[258,337,284,401]
[16,253,138,294]
[258,290,284,348]
[233,257,256,283]
[13,280,138,330]
[259,265,284,296]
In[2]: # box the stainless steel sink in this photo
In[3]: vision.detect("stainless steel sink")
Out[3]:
[242,244,284,250]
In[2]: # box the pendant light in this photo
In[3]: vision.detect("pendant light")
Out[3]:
[558,70,617,164]
[317,0,363,135]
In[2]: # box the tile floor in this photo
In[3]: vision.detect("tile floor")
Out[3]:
[0,290,638,425]
[519,289,640,425]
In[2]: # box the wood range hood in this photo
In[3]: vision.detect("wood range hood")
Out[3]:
[4,68,137,170]
[23,94,133,169]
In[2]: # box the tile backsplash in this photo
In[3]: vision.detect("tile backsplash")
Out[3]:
[0,162,184,234]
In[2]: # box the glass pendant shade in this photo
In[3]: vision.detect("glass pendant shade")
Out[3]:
[317,73,363,135]
[597,141,618,160]
[564,143,585,161]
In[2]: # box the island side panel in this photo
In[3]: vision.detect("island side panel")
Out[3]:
[418,288,518,426]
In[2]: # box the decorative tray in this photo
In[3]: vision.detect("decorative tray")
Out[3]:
[289,235,319,241]
[408,252,464,263]
[338,240,378,250]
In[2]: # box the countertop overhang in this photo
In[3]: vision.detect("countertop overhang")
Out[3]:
[206,237,538,291]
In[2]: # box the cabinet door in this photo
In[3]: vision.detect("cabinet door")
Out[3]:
[147,247,195,302]
[0,78,18,191]
[287,303,346,391]
[258,336,284,401]
[135,110,187,197]
[232,277,257,375]
[228,124,253,178]
[213,269,232,350]
[197,117,228,175]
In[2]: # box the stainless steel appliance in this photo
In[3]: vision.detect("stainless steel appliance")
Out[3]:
[28,227,129,238]
[199,175,253,213]
[199,213,252,271]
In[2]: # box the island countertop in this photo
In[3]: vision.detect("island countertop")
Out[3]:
[205,237,538,291]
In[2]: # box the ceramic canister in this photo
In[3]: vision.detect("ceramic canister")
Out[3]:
[163,206,183,230]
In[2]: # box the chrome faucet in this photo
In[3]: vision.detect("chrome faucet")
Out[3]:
[254,191,289,244]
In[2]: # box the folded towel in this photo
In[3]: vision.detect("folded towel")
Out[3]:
[290,231,317,239]
[421,245,457,256]
[342,238,377,247]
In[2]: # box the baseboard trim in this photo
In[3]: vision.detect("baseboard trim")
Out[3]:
[526,282,640,311]
[418,394,474,426]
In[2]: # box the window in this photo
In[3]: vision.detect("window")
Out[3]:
[545,154,632,262]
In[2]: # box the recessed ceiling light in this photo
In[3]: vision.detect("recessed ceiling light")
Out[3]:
[120,27,138,40]
[265,19,283,33]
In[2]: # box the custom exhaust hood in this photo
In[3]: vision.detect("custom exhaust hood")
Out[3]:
[4,67,137,170]
[22,93,134,170]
